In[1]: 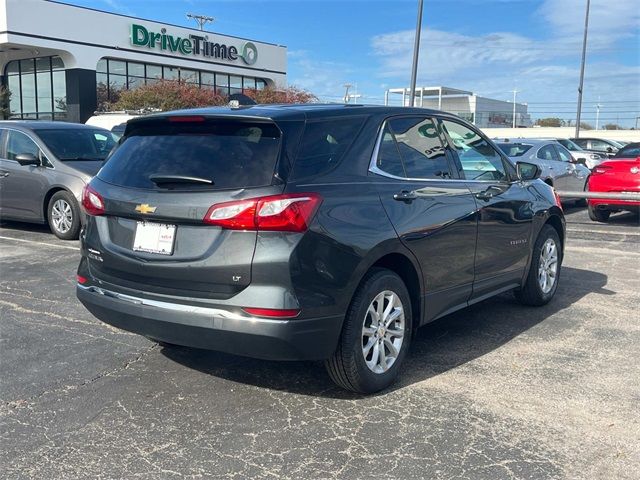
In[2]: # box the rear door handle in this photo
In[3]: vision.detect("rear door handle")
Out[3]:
[393,190,418,202]
[0,170,9,178]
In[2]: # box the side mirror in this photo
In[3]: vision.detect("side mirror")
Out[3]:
[576,157,587,166]
[516,161,541,181]
[606,147,613,153]
[15,153,40,167]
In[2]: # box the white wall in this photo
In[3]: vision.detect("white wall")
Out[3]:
[0,0,287,85]
[482,127,640,142]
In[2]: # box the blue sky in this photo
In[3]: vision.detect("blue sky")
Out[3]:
[67,0,639,126]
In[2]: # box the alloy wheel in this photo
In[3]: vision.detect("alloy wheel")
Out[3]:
[51,199,73,234]
[361,290,405,374]
[538,238,558,294]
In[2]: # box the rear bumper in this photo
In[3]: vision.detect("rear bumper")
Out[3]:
[77,284,343,361]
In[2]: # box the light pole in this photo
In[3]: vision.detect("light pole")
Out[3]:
[343,83,352,104]
[408,0,424,107]
[186,13,214,31]
[595,102,601,130]
[511,89,519,128]
[574,0,591,138]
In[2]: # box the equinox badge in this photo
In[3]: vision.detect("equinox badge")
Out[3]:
[135,204,157,214]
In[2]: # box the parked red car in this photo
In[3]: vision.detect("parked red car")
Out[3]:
[587,147,640,222]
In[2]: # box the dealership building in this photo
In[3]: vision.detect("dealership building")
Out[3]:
[0,0,287,123]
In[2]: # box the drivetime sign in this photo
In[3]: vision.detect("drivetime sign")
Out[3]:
[130,24,258,65]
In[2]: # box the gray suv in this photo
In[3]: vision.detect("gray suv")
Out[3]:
[0,121,117,239]
[77,105,565,393]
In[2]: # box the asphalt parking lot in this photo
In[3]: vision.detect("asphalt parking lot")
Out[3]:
[1,207,638,480]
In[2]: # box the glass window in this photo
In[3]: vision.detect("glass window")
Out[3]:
[20,73,36,114]
[163,66,179,80]
[6,130,40,160]
[556,146,572,162]
[442,120,507,181]
[256,79,266,90]
[572,139,588,148]
[52,70,67,113]
[180,69,199,84]
[37,128,117,160]
[35,57,51,72]
[230,76,242,89]
[201,72,215,86]
[51,57,65,70]
[243,77,256,90]
[292,117,366,179]
[108,60,126,75]
[96,59,107,73]
[537,145,556,161]
[20,59,35,74]
[389,117,450,179]
[127,62,145,77]
[497,143,533,157]
[37,71,53,114]
[146,64,162,80]
[6,60,20,75]
[590,139,613,152]
[127,76,143,89]
[8,76,21,115]
[375,124,406,177]
[98,121,282,190]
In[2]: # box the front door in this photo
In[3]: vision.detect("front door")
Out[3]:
[372,116,478,323]
[554,144,588,192]
[0,129,50,221]
[440,119,534,300]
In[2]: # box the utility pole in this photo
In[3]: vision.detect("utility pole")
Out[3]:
[512,89,519,128]
[595,101,601,130]
[186,13,214,31]
[408,0,424,107]
[574,0,590,138]
[343,83,352,104]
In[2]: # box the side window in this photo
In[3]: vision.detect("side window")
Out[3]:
[375,124,406,177]
[590,139,610,152]
[6,130,40,161]
[441,120,507,181]
[537,145,557,161]
[293,117,365,179]
[556,146,572,162]
[388,117,451,179]
[573,139,588,148]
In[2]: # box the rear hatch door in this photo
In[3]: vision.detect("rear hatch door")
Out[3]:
[84,116,287,300]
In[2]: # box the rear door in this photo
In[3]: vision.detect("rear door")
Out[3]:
[441,119,533,298]
[554,144,588,191]
[372,116,478,323]
[84,116,286,300]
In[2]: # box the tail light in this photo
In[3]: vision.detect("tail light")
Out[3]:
[553,190,563,211]
[82,185,105,216]
[592,165,612,175]
[204,193,322,232]
[76,274,88,285]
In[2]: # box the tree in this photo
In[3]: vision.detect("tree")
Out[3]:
[579,122,593,130]
[112,80,227,111]
[603,123,622,130]
[243,86,317,104]
[535,117,563,127]
[0,86,12,119]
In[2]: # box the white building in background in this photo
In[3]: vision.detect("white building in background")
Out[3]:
[384,86,532,128]
[0,0,287,123]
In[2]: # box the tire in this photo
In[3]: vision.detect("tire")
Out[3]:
[325,268,412,394]
[588,204,610,222]
[515,224,562,306]
[47,191,81,240]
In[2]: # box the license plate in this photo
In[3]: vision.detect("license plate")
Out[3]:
[133,222,176,255]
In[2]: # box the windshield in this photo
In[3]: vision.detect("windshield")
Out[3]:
[613,144,640,158]
[557,139,580,151]
[497,143,533,157]
[37,129,118,161]
[98,120,282,190]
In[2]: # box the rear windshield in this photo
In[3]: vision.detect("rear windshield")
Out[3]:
[613,144,640,158]
[497,143,532,157]
[37,128,118,161]
[98,120,281,190]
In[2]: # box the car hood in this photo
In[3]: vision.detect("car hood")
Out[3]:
[60,160,103,177]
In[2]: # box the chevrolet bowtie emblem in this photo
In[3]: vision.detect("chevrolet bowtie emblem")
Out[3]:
[135,204,157,214]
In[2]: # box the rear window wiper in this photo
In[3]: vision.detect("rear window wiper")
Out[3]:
[149,175,214,186]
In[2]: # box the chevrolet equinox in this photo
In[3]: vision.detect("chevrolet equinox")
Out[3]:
[77,105,565,393]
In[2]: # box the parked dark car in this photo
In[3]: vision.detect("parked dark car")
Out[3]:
[611,142,640,159]
[76,105,565,393]
[0,121,118,239]
[571,137,624,157]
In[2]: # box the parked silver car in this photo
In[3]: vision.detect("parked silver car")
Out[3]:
[495,139,590,204]
[550,138,605,169]
[0,121,117,239]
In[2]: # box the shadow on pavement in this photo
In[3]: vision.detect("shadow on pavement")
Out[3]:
[162,265,611,398]
[0,220,51,234]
